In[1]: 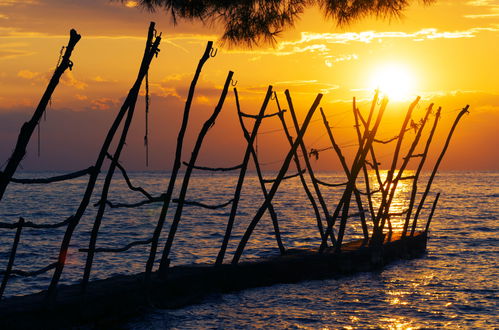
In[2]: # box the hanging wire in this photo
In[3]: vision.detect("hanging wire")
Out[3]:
[37,121,41,158]
[144,71,150,167]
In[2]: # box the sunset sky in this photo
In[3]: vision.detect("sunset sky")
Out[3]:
[0,0,498,172]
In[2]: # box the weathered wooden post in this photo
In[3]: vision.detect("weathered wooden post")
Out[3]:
[47,23,161,300]
[320,106,368,240]
[145,41,215,282]
[274,93,325,241]
[376,103,434,235]
[228,87,286,260]
[372,97,420,240]
[158,71,234,274]
[322,98,389,253]
[411,105,469,236]
[232,92,323,264]
[0,218,24,299]
[402,107,441,237]
[216,86,274,264]
[0,30,81,202]
[285,91,335,244]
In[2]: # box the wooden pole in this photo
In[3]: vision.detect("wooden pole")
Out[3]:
[215,86,275,264]
[274,93,325,241]
[285,91,334,244]
[158,71,234,274]
[425,192,440,233]
[352,104,375,236]
[401,107,441,237]
[0,218,24,299]
[229,88,286,259]
[322,98,389,253]
[0,30,81,202]
[411,105,469,236]
[145,41,214,282]
[372,97,420,240]
[321,105,368,240]
[232,92,323,264]
[47,23,160,300]
[377,103,433,234]
[81,85,143,291]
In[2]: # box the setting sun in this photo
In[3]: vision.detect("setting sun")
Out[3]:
[368,64,416,102]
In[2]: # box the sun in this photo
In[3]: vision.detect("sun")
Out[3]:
[368,63,416,102]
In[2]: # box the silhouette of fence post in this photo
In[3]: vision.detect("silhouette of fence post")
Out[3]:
[352,100,376,227]
[285,91,335,244]
[372,97,420,240]
[158,71,234,275]
[321,98,389,253]
[145,41,215,283]
[402,107,441,237]
[411,105,469,236]
[0,30,81,202]
[0,218,24,299]
[376,103,434,235]
[274,93,325,241]
[215,86,274,264]
[232,92,323,264]
[224,87,286,263]
[320,106,368,240]
[46,22,161,301]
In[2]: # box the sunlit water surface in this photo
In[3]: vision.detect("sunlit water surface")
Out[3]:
[1,171,497,328]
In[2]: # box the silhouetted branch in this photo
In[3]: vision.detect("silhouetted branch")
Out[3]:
[182,162,243,171]
[145,41,215,284]
[0,217,24,298]
[79,238,153,253]
[0,29,81,201]
[0,263,57,277]
[314,178,348,188]
[0,216,73,229]
[240,110,285,119]
[173,198,234,209]
[8,167,94,184]
[106,153,153,200]
[261,169,306,183]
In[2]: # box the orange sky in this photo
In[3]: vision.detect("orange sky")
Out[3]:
[0,0,498,171]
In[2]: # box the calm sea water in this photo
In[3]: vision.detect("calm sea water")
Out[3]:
[1,171,497,328]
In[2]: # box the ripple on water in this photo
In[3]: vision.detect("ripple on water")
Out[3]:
[1,171,497,328]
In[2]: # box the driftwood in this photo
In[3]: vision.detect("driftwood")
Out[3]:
[376,103,433,234]
[285,91,334,244]
[158,71,234,274]
[402,108,441,237]
[321,98,389,252]
[0,218,24,299]
[216,86,278,265]
[8,167,94,184]
[274,93,325,241]
[411,105,469,235]
[425,192,440,233]
[182,162,243,172]
[320,106,368,240]
[145,41,215,283]
[226,87,286,261]
[372,97,420,240]
[47,23,161,300]
[0,29,81,201]
[232,92,323,264]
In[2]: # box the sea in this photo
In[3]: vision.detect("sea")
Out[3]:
[0,171,497,329]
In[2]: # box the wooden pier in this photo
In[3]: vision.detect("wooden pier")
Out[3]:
[0,231,427,329]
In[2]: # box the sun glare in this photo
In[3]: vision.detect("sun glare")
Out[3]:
[368,64,416,102]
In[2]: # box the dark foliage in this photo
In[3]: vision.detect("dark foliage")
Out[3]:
[133,0,435,45]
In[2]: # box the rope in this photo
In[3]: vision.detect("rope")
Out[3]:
[144,71,150,167]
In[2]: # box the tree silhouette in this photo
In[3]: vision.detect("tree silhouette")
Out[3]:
[134,0,435,45]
